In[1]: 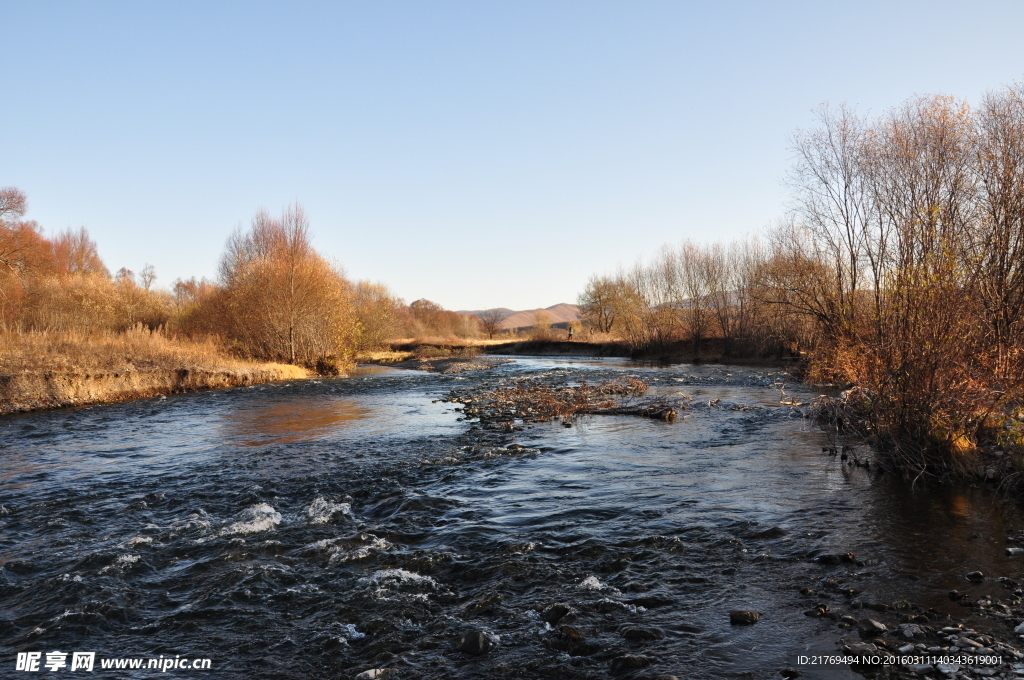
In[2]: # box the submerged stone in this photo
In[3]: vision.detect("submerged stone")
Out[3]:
[620,625,665,641]
[610,654,651,672]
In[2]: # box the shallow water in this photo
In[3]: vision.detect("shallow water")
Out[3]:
[1,358,1023,678]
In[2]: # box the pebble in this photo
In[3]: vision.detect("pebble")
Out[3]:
[967,571,985,582]
[780,669,801,678]
[845,642,878,655]
[730,610,760,625]
[858,618,888,637]
[900,623,924,639]
[1008,547,1024,556]
[458,630,490,656]
[935,663,961,676]
[903,663,932,675]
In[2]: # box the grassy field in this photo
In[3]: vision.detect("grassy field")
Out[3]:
[0,327,286,374]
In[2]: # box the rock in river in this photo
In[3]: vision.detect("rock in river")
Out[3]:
[458,630,490,656]
[542,603,573,624]
[354,670,393,680]
[545,625,600,656]
[858,618,888,637]
[730,610,760,625]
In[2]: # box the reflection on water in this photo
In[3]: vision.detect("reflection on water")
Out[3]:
[221,396,371,447]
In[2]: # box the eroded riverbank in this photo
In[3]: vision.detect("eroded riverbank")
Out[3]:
[2,358,1024,679]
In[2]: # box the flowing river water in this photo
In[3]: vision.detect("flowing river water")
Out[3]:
[2,357,1024,679]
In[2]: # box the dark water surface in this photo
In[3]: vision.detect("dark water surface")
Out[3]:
[2,358,1023,679]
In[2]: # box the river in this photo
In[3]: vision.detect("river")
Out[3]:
[2,357,1023,679]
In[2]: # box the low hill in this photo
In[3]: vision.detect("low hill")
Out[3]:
[461,303,581,330]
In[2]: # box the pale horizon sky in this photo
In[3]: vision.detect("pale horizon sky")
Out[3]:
[5,2,1024,311]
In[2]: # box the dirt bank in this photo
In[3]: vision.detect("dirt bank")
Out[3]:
[0,364,308,416]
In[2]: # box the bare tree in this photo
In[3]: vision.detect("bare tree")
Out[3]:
[478,309,506,339]
[577,275,618,333]
[0,187,26,223]
[973,82,1024,375]
[0,187,28,274]
[140,264,157,290]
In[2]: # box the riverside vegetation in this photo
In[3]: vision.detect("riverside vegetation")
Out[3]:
[578,81,1024,484]
[0,195,483,412]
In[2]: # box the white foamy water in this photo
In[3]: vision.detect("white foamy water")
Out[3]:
[306,497,351,524]
[359,568,441,600]
[123,536,154,548]
[221,503,282,535]
[363,568,437,588]
[332,541,391,563]
[100,554,140,574]
[340,623,365,640]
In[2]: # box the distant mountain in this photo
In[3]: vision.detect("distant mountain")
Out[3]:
[461,303,581,330]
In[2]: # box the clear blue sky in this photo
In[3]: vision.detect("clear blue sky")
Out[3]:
[4,1,1024,310]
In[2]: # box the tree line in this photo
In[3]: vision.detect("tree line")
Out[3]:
[579,82,1024,475]
[0,197,482,371]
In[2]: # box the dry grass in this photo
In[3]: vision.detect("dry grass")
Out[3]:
[355,349,414,363]
[0,327,298,375]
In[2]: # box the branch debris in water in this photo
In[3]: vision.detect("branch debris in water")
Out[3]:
[445,377,681,427]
